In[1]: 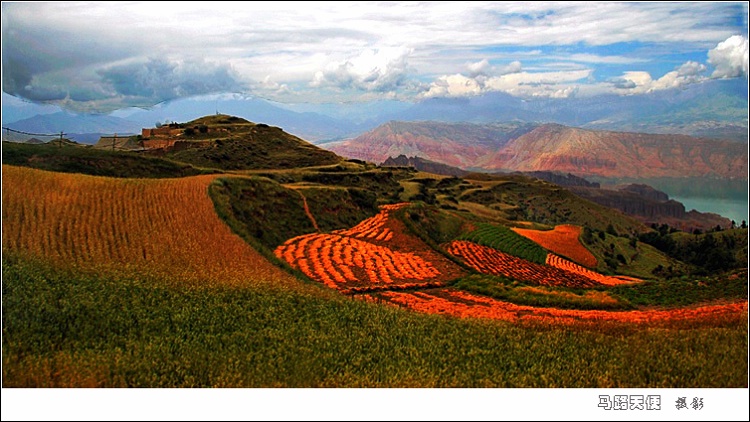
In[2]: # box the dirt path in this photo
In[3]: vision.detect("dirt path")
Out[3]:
[292,189,320,232]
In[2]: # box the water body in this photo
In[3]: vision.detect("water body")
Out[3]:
[592,176,749,224]
[671,196,749,225]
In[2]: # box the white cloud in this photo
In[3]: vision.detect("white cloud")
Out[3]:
[2,2,746,110]
[708,35,749,78]
[424,74,483,98]
[310,47,413,93]
[499,61,523,76]
[424,66,590,99]
[483,69,591,98]
[558,54,649,64]
[610,61,708,94]
[467,59,491,78]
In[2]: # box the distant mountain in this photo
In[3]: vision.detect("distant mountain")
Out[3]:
[482,124,747,179]
[382,155,468,177]
[1,92,61,124]
[391,78,748,142]
[331,121,747,180]
[3,78,746,144]
[4,112,139,140]
[327,121,538,168]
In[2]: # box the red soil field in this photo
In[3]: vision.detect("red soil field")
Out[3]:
[372,289,748,327]
[445,240,600,288]
[275,203,465,291]
[546,254,638,286]
[513,224,597,268]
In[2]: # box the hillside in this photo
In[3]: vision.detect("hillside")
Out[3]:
[327,121,537,168]
[482,124,747,179]
[150,115,342,170]
[2,141,210,178]
[382,155,468,177]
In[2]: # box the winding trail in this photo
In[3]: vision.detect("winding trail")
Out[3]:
[292,189,320,232]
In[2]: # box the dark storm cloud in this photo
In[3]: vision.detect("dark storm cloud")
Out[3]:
[610,79,638,90]
[98,58,244,102]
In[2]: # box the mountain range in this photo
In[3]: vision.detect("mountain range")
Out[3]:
[329,121,747,180]
[3,78,747,143]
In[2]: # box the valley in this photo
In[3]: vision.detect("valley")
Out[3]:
[2,114,746,388]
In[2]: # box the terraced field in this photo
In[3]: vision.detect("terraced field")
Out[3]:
[275,203,465,293]
[459,223,548,264]
[512,224,597,268]
[445,240,599,288]
[1,165,297,287]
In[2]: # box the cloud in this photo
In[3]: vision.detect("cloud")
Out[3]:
[424,65,590,99]
[99,58,243,100]
[310,47,414,94]
[483,69,591,98]
[467,59,491,78]
[1,2,746,110]
[424,74,483,98]
[708,35,749,78]
[610,61,708,94]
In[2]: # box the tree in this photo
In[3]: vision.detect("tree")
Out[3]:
[742,220,748,229]
[582,226,594,244]
[606,223,618,236]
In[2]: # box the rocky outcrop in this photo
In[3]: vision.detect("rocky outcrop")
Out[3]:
[618,184,669,202]
[382,155,468,177]
[522,171,600,188]
[572,187,686,219]
[569,185,732,231]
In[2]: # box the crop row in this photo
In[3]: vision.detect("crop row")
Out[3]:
[331,202,408,241]
[275,232,440,289]
[459,224,547,264]
[446,241,598,288]
[546,254,635,286]
[1,165,291,287]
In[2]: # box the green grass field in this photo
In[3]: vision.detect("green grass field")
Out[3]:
[458,223,548,264]
[3,253,747,387]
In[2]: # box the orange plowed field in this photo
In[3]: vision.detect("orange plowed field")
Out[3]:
[546,254,638,286]
[513,224,597,268]
[275,203,465,291]
[445,240,599,288]
[2,165,296,287]
[371,289,748,327]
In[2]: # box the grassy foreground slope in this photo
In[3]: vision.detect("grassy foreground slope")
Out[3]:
[3,254,747,387]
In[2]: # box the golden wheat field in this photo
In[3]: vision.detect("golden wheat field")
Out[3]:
[1,165,297,287]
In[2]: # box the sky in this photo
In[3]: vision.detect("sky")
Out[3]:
[1,1,748,113]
